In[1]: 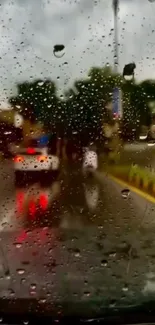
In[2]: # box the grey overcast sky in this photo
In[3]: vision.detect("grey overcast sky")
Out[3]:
[0,0,155,108]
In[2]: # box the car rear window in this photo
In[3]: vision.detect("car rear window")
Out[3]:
[17,148,43,155]
[17,139,45,155]
[28,139,39,147]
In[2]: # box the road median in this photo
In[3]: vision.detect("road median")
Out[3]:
[103,164,155,198]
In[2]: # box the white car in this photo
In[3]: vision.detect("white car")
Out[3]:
[13,145,60,184]
[82,148,98,175]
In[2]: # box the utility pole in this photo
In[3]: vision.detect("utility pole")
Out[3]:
[113,0,119,73]
[112,1,123,122]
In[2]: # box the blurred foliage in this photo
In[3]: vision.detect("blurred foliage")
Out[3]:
[9,66,155,140]
[9,79,64,135]
[0,110,15,124]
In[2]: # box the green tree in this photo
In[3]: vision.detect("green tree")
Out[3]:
[9,79,64,133]
[128,80,154,128]
[64,66,121,142]
[9,66,155,141]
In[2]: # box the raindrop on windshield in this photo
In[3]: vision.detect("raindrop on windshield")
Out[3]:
[122,283,129,292]
[74,248,81,257]
[53,44,65,58]
[139,135,147,140]
[101,259,108,267]
[83,291,91,297]
[37,81,44,86]
[16,268,25,275]
[30,283,37,290]
[39,298,46,304]
[147,141,155,147]
[121,188,130,199]
[14,242,22,248]
[109,299,117,308]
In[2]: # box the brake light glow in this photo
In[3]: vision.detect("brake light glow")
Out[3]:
[16,192,24,214]
[27,147,36,154]
[37,155,47,162]
[14,156,24,162]
[29,199,36,219]
[39,194,48,210]
[16,230,27,244]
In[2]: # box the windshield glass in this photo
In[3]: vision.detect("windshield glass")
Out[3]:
[1,0,155,320]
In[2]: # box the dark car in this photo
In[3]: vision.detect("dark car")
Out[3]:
[0,121,23,158]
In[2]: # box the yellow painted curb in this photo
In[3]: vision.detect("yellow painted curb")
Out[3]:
[109,174,155,204]
[105,164,155,201]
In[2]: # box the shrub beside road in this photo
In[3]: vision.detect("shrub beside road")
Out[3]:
[105,164,155,198]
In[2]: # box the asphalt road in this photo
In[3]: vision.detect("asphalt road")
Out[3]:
[0,159,155,315]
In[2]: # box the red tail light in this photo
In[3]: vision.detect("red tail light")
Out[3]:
[14,156,24,162]
[16,192,24,214]
[27,148,36,154]
[37,155,47,162]
[39,194,48,210]
[29,199,36,219]
[16,230,27,243]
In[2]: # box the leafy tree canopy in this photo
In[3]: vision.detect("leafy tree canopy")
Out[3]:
[9,66,155,138]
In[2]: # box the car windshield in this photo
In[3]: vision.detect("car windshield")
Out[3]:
[1,0,155,321]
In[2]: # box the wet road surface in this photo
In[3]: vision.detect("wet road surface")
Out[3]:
[0,159,155,315]
[0,158,154,233]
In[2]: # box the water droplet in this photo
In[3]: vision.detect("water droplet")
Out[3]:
[84,291,91,297]
[5,273,11,280]
[39,298,46,304]
[53,44,65,58]
[122,284,129,292]
[38,81,44,86]
[30,283,36,290]
[148,141,155,147]
[109,299,116,308]
[139,135,147,140]
[121,188,130,199]
[54,44,65,52]
[20,278,26,284]
[73,248,81,257]
[109,251,116,258]
[16,268,25,275]
[75,251,81,257]
[101,259,108,267]
[14,242,22,248]
[29,290,36,296]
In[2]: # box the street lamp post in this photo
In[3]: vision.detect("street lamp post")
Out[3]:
[113,0,154,74]
[112,0,122,120]
[113,0,119,74]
